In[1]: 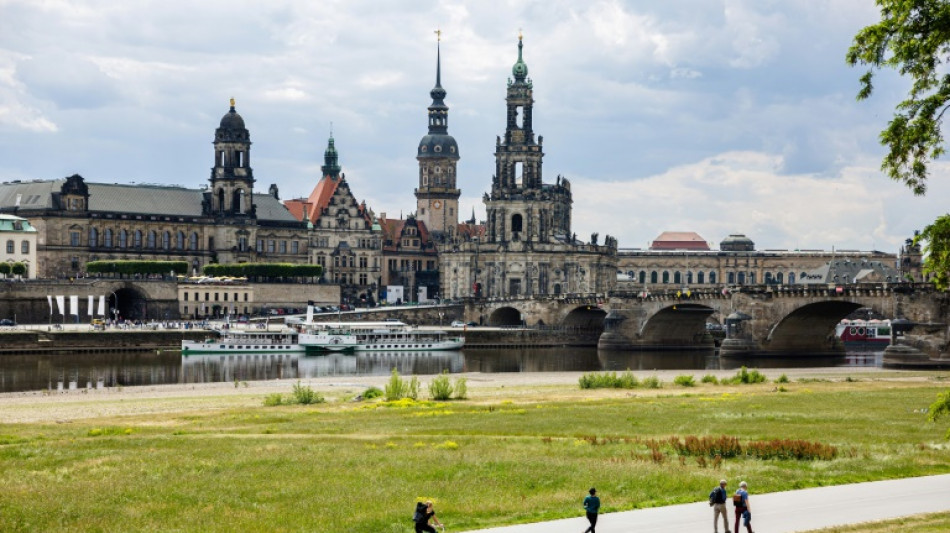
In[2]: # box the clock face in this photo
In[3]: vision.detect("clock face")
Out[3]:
[433,200,442,209]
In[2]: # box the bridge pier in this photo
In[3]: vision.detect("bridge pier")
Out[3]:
[598,298,718,351]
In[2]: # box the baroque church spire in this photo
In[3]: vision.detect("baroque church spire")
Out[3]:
[427,34,449,135]
[321,132,341,179]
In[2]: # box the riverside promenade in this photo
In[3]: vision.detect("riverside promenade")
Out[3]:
[467,474,950,533]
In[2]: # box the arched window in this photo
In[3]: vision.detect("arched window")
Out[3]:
[662,271,670,284]
[674,272,681,284]
[118,230,127,248]
[728,272,735,284]
[162,231,171,250]
[710,271,717,284]
[147,231,157,248]
[190,232,199,251]
[687,271,693,284]
[765,272,773,284]
[697,271,705,284]
[738,272,746,284]
[176,231,185,250]
[5,240,12,254]
[134,230,143,248]
[776,272,784,284]
[651,271,658,284]
[104,229,113,248]
[217,189,225,213]
[232,189,245,214]
[511,213,523,233]
[639,270,646,283]
[20,240,29,254]
[789,272,796,284]
[89,228,98,248]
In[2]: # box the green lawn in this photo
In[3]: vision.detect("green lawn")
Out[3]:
[0,376,948,532]
[802,512,950,532]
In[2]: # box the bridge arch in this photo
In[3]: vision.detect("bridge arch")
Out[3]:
[488,306,523,326]
[638,303,716,348]
[764,300,865,354]
[561,305,607,330]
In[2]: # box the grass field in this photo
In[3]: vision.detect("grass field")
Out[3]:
[802,511,950,532]
[0,371,948,532]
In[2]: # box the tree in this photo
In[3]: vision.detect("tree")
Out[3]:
[847,0,950,195]
[916,214,950,289]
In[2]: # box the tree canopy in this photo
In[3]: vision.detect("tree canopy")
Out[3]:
[847,0,950,195]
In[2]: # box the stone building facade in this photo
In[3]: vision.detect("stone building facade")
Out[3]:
[378,215,440,302]
[440,36,617,299]
[283,137,382,306]
[616,233,898,290]
[0,214,37,278]
[0,102,309,279]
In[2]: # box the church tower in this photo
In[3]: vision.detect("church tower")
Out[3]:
[415,33,460,241]
[210,99,255,217]
[322,134,342,179]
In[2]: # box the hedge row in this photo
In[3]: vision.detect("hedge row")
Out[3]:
[202,263,323,279]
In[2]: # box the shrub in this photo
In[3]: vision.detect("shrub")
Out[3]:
[723,366,767,385]
[363,386,383,400]
[642,375,662,389]
[454,377,468,399]
[263,393,284,406]
[429,372,454,401]
[673,375,696,387]
[701,374,719,384]
[407,376,420,401]
[291,381,324,405]
[385,368,407,401]
[579,371,638,389]
[775,374,790,384]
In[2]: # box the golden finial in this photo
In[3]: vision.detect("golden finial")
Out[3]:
[518,28,523,41]
[229,97,235,107]
[435,28,442,42]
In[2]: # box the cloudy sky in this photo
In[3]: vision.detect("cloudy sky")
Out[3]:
[1,0,947,253]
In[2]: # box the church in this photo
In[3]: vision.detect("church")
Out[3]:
[438,36,617,299]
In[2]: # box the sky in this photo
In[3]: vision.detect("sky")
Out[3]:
[1,0,947,253]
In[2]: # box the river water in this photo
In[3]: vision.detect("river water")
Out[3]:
[0,348,884,393]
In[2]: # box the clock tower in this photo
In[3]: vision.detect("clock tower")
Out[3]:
[415,33,460,241]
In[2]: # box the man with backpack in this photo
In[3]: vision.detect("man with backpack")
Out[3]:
[709,479,729,533]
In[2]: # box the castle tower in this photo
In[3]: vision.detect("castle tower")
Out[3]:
[210,99,255,217]
[322,134,342,179]
[415,33,460,241]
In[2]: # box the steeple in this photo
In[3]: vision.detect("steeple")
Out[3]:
[427,36,449,135]
[321,133,342,179]
[512,31,529,82]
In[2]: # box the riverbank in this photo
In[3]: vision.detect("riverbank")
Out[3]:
[1,368,947,531]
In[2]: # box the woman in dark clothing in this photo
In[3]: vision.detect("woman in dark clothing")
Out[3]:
[583,487,600,533]
[415,500,444,533]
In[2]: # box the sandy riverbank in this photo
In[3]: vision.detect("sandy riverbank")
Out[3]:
[0,366,938,424]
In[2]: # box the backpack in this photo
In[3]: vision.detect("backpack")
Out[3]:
[412,502,427,523]
[708,488,717,506]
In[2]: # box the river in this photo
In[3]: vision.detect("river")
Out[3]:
[0,348,884,393]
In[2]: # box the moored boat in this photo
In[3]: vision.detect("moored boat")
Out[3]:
[298,321,464,352]
[181,328,304,354]
[835,319,891,347]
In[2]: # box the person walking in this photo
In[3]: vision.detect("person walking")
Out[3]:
[414,500,443,533]
[732,481,753,533]
[710,479,729,533]
[583,487,600,533]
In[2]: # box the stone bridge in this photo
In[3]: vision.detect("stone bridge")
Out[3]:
[459,285,949,362]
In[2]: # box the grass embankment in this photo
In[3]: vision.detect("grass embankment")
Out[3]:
[802,511,950,532]
[0,374,948,532]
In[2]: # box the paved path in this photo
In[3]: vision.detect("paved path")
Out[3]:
[465,474,950,533]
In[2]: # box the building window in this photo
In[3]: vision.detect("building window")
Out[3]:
[256,239,263,252]
[176,231,185,250]
[650,271,658,284]
[238,237,248,252]
[244,293,249,302]
[674,272,681,284]
[662,271,669,284]
[184,292,189,301]
[147,231,156,248]
[162,231,171,250]
[224,293,228,301]
[6,240,13,254]
[710,271,717,284]
[118,230,128,248]
[20,240,29,254]
[102,229,112,248]
[89,228,98,248]
[134,230,142,248]
[70,232,81,247]
[697,271,705,284]
[291,241,299,254]
[267,240,275,253]
[280,241,287,254]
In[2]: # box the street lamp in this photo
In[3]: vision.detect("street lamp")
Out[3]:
[110,291,119,324]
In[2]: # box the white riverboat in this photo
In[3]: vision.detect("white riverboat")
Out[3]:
[181,328,304,355]
[298,321,464,352]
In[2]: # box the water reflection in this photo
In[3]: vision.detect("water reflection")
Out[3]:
[0,348,885,393]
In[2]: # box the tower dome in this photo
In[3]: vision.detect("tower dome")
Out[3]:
[417,39,459,159]
[216,99,249,142]
[512,34,528,81]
